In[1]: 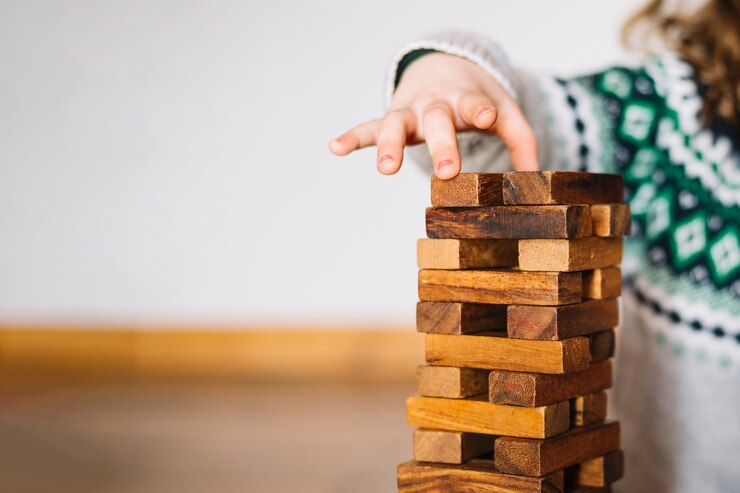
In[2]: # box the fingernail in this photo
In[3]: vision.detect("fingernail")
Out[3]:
[378,154,394,170]
[477,107,493,118]
[437,159,453,171]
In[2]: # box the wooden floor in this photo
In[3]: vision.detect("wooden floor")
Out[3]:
[0,381,415,492]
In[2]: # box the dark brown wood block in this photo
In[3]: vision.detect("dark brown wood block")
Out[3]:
[502,171,624,205]
[416,302,507,335]
[518,238,623,272]
[591,204,631,237]
[494,421,621,477]
[417,365,489,398]
[407,395,571,439]
[431,173,504,207]
[572,391,608,427]
[419,270,582,306]
[565,450,624,488]
[588,331,615,362]
[417,238,518,269]
[426,205,592,239]
[397,460,565,493]
[413,429,493,464]
[488,361,612,407]
[426,333,591,374]
[507,299,619,341]
[583,268,621,299]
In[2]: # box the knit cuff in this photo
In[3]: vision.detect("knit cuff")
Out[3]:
[385,31,519,107]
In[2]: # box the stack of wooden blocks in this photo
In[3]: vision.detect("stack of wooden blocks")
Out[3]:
[397,171,630,493]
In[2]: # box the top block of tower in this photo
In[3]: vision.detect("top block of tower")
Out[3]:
[431,171,624,207]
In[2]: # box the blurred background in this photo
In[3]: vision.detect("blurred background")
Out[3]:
[0,1,643,491]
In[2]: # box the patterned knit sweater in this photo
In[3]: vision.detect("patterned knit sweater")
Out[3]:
[388,32,740,493]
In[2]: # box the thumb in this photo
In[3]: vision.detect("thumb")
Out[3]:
[489,103,539,171]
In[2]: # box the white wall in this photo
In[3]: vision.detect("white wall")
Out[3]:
[0,0,644,326]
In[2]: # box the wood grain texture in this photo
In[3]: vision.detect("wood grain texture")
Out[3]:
[426,333,591,374]
[406,395,571,439]
[419,270,582,306]
[413,429,493,464]
[431,173,504,207]
[572,391,608,427]
[583,268,621,299]
[590,205,631,237]
[518,238,623,272]
[417,302,507,335]
[488,361,612,407]
[426,206,592,239]
[565,450,624,487]
[417,238,518,269]
[502,172,623,205]
[397,460,565,493]
[494,421,621,476]
[588,331,615,363]
[507,299,619,341]
[417,365,489,398]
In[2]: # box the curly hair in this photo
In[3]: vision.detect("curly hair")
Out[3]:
[623,0,740,129]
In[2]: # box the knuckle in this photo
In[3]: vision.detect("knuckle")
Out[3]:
[423,103,452,119]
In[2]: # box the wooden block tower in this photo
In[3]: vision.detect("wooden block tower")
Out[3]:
[398,171,630,493]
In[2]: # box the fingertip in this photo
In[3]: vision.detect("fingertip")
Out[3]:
[474,106,497,130]
[435,159,460,180]
[377,154,401,175]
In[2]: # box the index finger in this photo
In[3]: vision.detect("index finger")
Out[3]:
[329,119,381,156]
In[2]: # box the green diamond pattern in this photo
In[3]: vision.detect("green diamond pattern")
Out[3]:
[599,70,632,99]
[619,102,657,144]
[708,228,740,284]
[646,189,673,239]
[626,148,662,182]
[670,212,707,269]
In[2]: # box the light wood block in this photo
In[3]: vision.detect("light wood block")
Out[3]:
[507,299,619,341]
[566,450,624,487]
[406,395,571,439]
[588,331,615,362]
[518,238,623,272]
[419,270,582,306]
[426,333,591,374]
[397,460,565,493]
[426,205,592,239]
[591,204,631,237]
[417,365,489,398]
[416,301,507,335]
[431,173,504,207]
[413,429,493,464]
[502,171,623,205]
[489,361,612,407]
[572,391,607,427]
[417,238,518,269]
[494,421,620,477]
[583,268,621,299]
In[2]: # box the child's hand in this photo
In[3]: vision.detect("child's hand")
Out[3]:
[329,52,539,179]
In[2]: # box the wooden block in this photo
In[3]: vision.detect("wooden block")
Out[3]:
[417,302,507,335]
[588,331,615,362]
[419,270,582,306]
[417,238,518,269]
[502,171,623,205]
[566,450,624,487]
[426,205,592,239]
[413,429,493,464]
[518,238,623,272]
[494,421,620,476]
[583,268,621,299]
[397,460,565,493]
[488,361,612,407]
[407,395,571,439]
[431,173,504,207]
[417,365,489,398]
[572,391,608,427]
[507,299,619,341]
[591,204,631,237]
[426,333,590,374]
